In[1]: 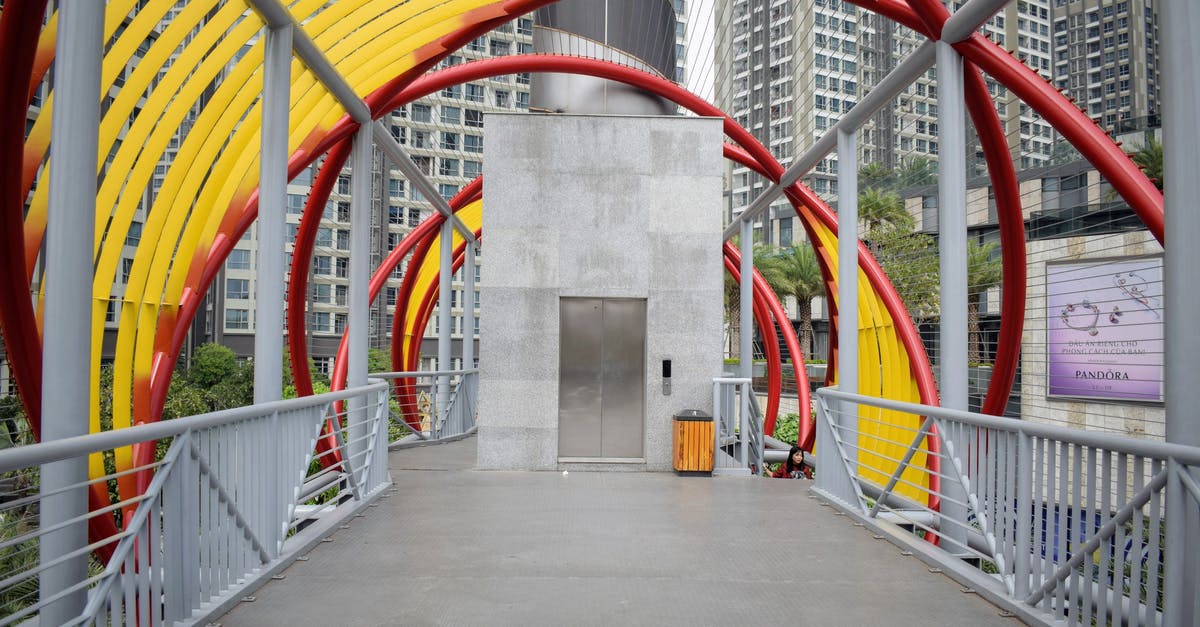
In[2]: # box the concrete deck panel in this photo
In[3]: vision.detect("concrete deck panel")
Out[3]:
[219,438,1022,626]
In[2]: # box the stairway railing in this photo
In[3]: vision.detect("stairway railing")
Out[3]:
[712,377,763,476]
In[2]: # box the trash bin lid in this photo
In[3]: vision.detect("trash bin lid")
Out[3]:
[674,409,712,421]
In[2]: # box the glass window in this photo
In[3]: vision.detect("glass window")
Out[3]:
[411,103,432,122]
[225,309,250,330]
[464,135,483,153]
[226,278,250,300]
[125,221,142,246]
[227,249,251,270]
[441,106,460,124]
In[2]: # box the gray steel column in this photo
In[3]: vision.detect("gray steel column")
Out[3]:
[348,123,372,468]
[1162,0,1200,622]
[40,3,103,622]
[437,220,454,423]
[254,24,292,404]
[835,130,859,470]
[739,217,754,380]
[463,240,476,370]
[936,40,970,550]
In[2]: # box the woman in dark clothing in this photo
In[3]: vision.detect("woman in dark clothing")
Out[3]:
[771,445,813,479]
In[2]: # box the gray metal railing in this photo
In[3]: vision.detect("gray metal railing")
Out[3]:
[372,370,478,447]
[0,381,392,626]
[813,386,1200,626]
[712,378,763,476]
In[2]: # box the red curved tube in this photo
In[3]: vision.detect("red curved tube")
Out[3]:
[722,242,814,443]
[954,35,1163,243]
[0,0,48,439]
[286,139,354,465]
[722,254,782,438]
[963,64,1027,416]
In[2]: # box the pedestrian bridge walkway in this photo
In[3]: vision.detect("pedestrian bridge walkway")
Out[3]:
[218,437,1018,626]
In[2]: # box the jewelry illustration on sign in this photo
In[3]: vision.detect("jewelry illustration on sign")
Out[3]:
[1112,271,1160,319]
[1059,299,1100,335]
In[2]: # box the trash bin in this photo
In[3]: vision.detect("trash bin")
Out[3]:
[673,409,713,475]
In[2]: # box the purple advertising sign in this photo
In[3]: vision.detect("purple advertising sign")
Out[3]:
[1046,256,1164,402]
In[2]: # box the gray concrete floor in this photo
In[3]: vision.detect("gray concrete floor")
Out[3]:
[219,437,1023,626]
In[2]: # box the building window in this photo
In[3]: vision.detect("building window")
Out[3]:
[389,179,404,199]
[311,312,330,333]
[465,84,485,102]
[465,109,484,127]
[439,184,459,200]
[225,309,249,330]
[125,221,143,246]
[227,249,251,270]
[920,195,940,233]
[441,106,460,124]
[411,103,432,122]
[314,256,332,276]
[779,217,793,246]
[463,160,482,179]
[408,208,421,227]
[226,278,250,300]
[439,159,459,176]
[441,132,458,150]
[464,135,483,153]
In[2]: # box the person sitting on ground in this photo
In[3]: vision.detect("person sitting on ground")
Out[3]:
[771,445,813,479]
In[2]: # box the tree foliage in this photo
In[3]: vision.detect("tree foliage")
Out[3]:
[1129,136,1162,191]
[858,188,913,235]
[869,225,941,322]
[757,244,824,360]
[967,240,1003,365]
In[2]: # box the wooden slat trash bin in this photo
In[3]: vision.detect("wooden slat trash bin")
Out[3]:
[673,410,714,475]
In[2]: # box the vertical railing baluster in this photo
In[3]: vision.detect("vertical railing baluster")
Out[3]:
[1082,445,1097,626]
[1144,458,1163,627]
[1099,449,1113,622]
[1014,432,1032,600]
[1054,440,1068,614]
[1114,453,1129,625]
[1069,442,1083,623]
[1127,456,1146,625]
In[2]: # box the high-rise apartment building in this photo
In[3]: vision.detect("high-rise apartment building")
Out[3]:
[209,7,689,376]
[1050,0,1160,134]
[716,0,1056,245]
[210,18,536,377]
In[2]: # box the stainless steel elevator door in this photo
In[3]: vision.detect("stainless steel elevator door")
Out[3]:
[558,298,646,460]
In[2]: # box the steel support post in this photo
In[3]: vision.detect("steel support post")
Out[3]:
[348,123,372,477]
[936,40,970,550]
[1162,1,1200,623]
[835,130,859,497]
[40,3,103,621]
[463,240,476,370]
[437,220,454,431]
[739,217,754,381]
[253,24,292,404]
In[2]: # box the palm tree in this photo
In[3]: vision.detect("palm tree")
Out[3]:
[857,188,913,245]
[724,269,742,359]
[895,155,937,189]
[757,244,825,360]
[859,161,893,191]
[1129,136,1162,191]
[967,240,1003,365]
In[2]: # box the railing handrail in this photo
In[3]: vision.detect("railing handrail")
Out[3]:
[0,380,389,473]
[816,386,1200,465]
[369,369,478,379]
